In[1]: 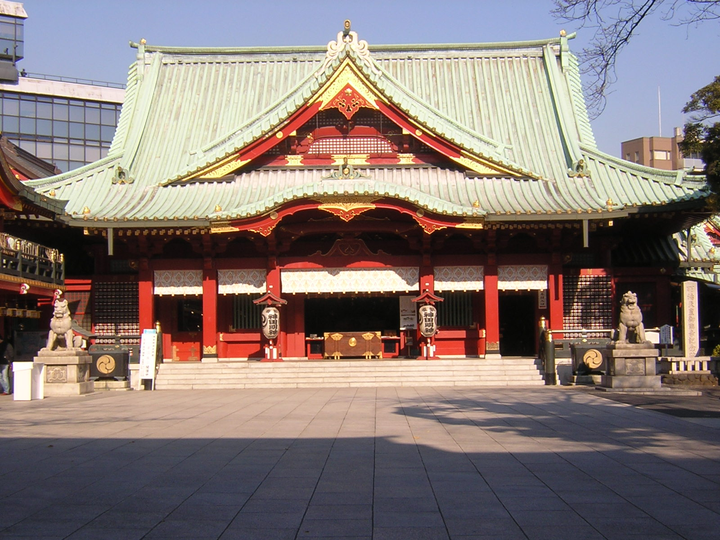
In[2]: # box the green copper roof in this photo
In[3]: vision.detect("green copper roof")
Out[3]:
[25,30,709,225]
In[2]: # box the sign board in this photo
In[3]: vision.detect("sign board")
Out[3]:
[399,296,417,330]
[139,329,159,386]
[681,281,700,357]
[659,324,674,346]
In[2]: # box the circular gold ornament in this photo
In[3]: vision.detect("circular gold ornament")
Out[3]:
[348,337,357,347]
[96,354,116,375]
[582,349,603,370]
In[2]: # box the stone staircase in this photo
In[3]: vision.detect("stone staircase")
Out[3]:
[154,357,545,390]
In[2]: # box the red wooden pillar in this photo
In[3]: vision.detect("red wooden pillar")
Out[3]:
[138,259,154,332]
[265,254,283,361]
[484,263,500,357]
[202,258,218,362]
[547,266,564,332]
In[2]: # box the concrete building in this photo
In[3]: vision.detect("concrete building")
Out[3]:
[621,127,704,171]
[0,1,124,173]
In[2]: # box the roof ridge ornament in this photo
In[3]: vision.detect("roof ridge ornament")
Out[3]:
[322,158,371,180]
[317,20,380,77]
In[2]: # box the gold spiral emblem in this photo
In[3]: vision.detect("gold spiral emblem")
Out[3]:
[583,349,603,369]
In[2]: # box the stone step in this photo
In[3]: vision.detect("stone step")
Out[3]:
[154,358,544,389]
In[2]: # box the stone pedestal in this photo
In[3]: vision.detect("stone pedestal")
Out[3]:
[600,346,660,390]
[34,349,94,396]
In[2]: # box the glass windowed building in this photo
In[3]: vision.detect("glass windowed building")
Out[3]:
[0,1,124,173]
[0,78,123,172]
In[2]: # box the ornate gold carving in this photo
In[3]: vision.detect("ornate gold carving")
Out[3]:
[331,154,369,165]
[326,84,370,120]
[416,221,446,234]
[210,221,240,234]
[348,337,357,347]
[286,155,304,166]
[456,222,485,229]
[330,333,343,341]
[203,345,217,355]
[486,341,500,351]
[314,61,379,111]
[249,221,280,237]
[362,332,377,341]
[397,153,416,165]
[455,155,517,176]
[318,200,376,221]
[193,155,250,180]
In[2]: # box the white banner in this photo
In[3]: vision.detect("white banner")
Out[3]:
[281,267,419,294]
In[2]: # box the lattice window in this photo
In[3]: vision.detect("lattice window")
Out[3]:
[307,136,395,155]
[232,295,262,330]
[437,292,474,327]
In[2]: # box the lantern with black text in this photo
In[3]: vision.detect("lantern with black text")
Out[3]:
[419,304,437,338]
[253,290,287,361]
[261,306,280,340]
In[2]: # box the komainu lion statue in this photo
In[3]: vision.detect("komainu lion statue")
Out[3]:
[47,292,79,350]
[617,291,647,344]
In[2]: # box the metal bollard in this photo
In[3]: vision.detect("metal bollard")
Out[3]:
[544,329,556,385]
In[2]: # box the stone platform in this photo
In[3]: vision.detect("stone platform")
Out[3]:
[600,345,661,390]
[33,348,94,396]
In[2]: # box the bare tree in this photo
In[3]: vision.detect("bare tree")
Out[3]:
[553,0,720,118]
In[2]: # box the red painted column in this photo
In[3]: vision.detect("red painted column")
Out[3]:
[202,258,218,362]
[264,253,283,361]
[484,263,500,356]
[138,259,154,332]
[548,264,564,333]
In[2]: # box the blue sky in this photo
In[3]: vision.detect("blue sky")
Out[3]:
[19,0,720,157]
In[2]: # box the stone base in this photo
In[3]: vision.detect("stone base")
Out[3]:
[34,348,94,396]
[93,379,131,391]
[571,374,603,386]
[599,346,660,391]
[600,374,662,389]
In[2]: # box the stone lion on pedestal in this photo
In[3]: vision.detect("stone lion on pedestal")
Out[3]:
[617,291,647,344]
[46,291,82,350]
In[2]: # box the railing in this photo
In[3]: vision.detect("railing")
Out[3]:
[20,71,125,89]
[663,358,712,374]
[0,232,64,285]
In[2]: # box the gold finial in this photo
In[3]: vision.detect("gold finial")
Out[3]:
[560,29,567,37]
[140,38,146,45]
[82,206,91,214]
[214,204,222,212]
[344,19,351,32]
[606,198,614,209]
[49,189,56,197]
[472,200,480,208]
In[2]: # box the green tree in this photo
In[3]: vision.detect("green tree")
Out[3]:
[679,76,720,202]
[553,0,720,118]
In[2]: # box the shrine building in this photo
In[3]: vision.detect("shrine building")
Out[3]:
[20,23,714,363]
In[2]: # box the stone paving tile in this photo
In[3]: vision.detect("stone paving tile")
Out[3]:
[1,387,720,539]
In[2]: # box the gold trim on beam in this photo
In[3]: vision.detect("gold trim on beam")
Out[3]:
[455,153,519,177]
[210,221,240,234]
[318,200,377,222]
[456,221,485,229]
[194,155,250,180]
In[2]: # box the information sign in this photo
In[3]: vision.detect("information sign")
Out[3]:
[139,329,159,388]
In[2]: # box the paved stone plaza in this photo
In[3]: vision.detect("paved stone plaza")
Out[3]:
[1,387,719,539]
